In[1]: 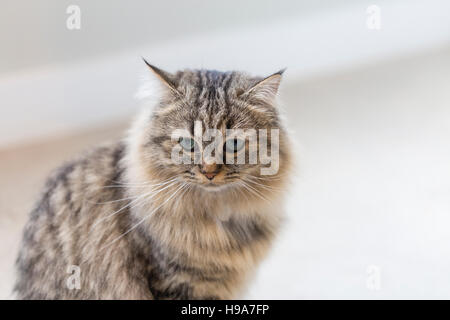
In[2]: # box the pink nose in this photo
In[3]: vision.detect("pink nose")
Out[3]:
[201,161,219,180]
[203,172,217,180]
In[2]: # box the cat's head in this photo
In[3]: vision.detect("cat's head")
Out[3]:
[127,61,291,196]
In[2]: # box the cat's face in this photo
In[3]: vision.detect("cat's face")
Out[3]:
[133,63,290,193]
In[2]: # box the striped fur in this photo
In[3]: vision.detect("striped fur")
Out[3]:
[14,66,292,299]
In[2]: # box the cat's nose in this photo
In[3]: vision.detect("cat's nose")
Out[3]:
[203,172,217,180]
[200,161,220,180]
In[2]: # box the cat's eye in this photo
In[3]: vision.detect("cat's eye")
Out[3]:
[179,137,195,151]
[224,138,245,153]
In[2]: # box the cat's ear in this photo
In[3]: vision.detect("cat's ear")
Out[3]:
[142,58,181,96]
[241,69,285,102]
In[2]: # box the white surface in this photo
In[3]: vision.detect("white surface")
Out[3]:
[1,0,450,299]
[246,48,450,299]
[1,47,449,299]
[1,0,450,148]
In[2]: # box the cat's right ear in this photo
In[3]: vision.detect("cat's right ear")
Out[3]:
[141,58,181,97]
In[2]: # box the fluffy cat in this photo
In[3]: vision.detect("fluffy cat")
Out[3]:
[14,62,292,299]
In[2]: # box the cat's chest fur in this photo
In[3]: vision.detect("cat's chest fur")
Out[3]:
[133,200,280,299]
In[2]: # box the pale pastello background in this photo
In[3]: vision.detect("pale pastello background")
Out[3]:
[1,0,450,299]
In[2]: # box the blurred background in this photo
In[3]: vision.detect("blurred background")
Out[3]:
[1,0,450,299]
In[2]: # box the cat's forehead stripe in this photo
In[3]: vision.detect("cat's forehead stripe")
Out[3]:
[190,70,236,129]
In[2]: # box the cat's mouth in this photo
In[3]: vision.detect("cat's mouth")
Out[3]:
[198,178,226,188]
[180,169,240,191]
[197,181,231,192]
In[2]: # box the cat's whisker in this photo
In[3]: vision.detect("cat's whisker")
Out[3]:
[80,176,181,250]
[98,182,187,252]
[102,184,161,189]
[250,175,284,181]
[244,176,282,192]
[108,175,179,186]
[79,180,184,266]
[91,180,178,228]
[231,181,249,202]
[239,180,271,203]
[78,181,182,262]
[87,195,140,205]
[102,177,179,189]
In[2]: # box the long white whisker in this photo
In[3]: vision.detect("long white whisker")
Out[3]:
[107,175,179,186]
[239,180,271,203]
[88,195,140,205]
[244,176,281,192]
[91,180,178,228]
[78,181,182,263]
[250,175,283,181]
[80,189,158,250]
[98,183,187,252]
[102,177,179,189]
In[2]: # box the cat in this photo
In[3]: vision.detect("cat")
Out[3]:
[14,61,292,299]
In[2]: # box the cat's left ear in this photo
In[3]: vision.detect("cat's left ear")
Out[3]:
[242,69,285,102]
[142,58,181,96]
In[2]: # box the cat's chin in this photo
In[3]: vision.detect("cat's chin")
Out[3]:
[196,182,233,192]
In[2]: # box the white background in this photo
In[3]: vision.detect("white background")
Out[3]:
[1,0,450,299]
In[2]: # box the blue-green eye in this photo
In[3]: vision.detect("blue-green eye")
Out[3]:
[225,138,245,153]
[179,137,195,151]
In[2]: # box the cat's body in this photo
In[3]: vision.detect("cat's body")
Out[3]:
[14,66,291,299]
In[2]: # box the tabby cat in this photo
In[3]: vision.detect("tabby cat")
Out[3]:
[14,61,292,299]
